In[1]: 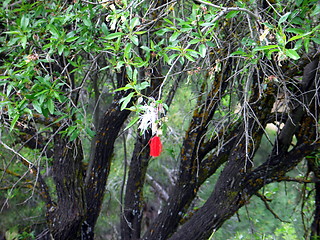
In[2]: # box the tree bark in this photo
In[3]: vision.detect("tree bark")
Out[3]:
[121,134,151,240]
[168,57,320,239]
[143,60,232,240]
[47,137,86,240]
[83,71,132,239]
[311,182,320,240]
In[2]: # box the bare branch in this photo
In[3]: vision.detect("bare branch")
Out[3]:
[80,0,113,5]
[146,173,169,202]
[194,0,259,20]
[255,192,290,223]
[0,140,53,206]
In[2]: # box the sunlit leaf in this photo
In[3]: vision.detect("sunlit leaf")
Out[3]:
[285,49,300,60]
[253,45,279,51]
[278,12,291,25]
[129,35,139,46]
[20,15,29,30]
[124,115,140,131]
[47,98,54,114]
[120,92,134,111]
[198,44,206,58]
[225,11,239,19]
[104,32,124,40]
[10,114,19,132]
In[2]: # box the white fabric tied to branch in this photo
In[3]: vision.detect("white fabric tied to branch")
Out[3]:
[138,104,158,135]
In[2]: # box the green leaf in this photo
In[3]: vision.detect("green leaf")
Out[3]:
[114,83,134,92]
[104,32,124,40]
[130,17,140,29]
[186,49,200,58]
[189,39,201,44]
[184,53,195,62]
[311,3,320,16]
[124,115,140,131]
[115,61,125,70]
[34,89,49,97]
[225,11,239,19]
[286,28,304,35]
[304,38,310,53]
[169,32,180,42]
[47,24,60,38]
[66,36,79,42]
[41,106,49,117]
[32,101,42,114]
[266,48,279,59]
[253,45,278,51]
[69,129,80,141]
[53,91,63,102]
[101,22,109,36]
[198,44,206,58]
[134,31,147,35]
[132,68,138,82]
[3,31,21,35]
[126,65,133,80]
[10,114,19,132]
[20,35,27,49]
[278,12,291,25]
[155,28,171,36]
[200,22,215,27]
[311,37,320,44]
[124,43,132,59]
[135,81,150,91]
[120,92,134,110]
[288,31,312,42]
[129,35,139,46]
[140,46,151,52]
[163,18,174,25]
[58,45,65,56]
[17,98,27,109]
[47,98,54,114]
[85,127,96,138]
[230,50,249,56]
[83,18,92,27]
[285,49,300,60]
[20,15,30,30]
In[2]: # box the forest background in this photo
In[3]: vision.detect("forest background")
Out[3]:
[0,0,320,239]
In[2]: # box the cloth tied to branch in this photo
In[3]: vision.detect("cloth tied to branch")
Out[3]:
[149,136,162,157]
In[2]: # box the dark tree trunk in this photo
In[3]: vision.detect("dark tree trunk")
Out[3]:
[121,134,151,240]
[82,71,132,239]
[143,60,232,240]
[47,137,86,240]
[311,182,320,240]
[120,28,164,238]
[167,57,320,239]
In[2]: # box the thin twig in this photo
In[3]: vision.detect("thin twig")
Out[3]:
[255,192,290,223]
[194,0,259,20]
[0,140,53,206]
[81,0,113,5]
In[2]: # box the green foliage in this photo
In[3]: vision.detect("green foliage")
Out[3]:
[231,1,319,64]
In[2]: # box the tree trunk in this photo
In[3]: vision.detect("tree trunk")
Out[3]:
[121,134,151,240]
[311,182,320,240]
[168,57,320,239]
[82,71,132,239]
[47,137,86,240]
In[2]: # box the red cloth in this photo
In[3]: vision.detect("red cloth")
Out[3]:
[149,136,162,157]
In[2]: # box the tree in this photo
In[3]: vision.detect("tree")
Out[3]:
[0,0,319,239]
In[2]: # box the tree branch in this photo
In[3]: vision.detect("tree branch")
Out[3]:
[255,192,290,223]
[194,0,259,20]
[0,140,53,207]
